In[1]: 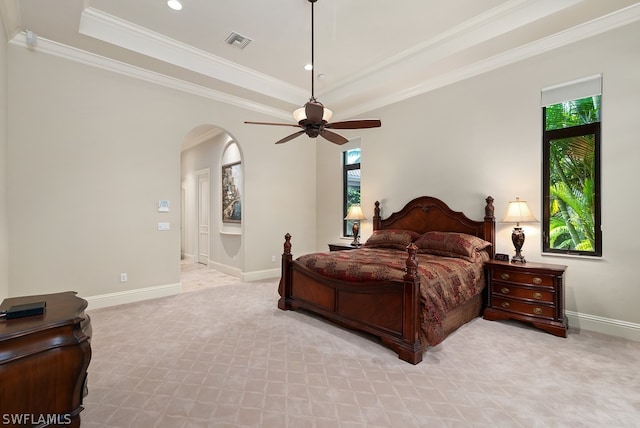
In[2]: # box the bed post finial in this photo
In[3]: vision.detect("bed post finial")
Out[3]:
[484,196,496,259]
[403,243,419,282]
[373,201,381,230]
[283,233,292,255]
[485,196,495,219]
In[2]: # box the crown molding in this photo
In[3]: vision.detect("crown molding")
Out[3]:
[182,126,224,152]
[78,7,307,106]
[8,2,640,121]
[9,33,292,121]
[320,0,581,102]
[337,2,640,118]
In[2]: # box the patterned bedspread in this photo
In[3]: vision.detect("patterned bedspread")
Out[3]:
[296,247,489,346]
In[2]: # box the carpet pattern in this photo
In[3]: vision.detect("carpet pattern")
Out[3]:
[82,277,640,427]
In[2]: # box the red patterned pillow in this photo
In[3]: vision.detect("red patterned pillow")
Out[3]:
[415,231,492,261]
[364,229,421,250]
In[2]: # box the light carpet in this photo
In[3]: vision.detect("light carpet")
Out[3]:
[82,278,640,427]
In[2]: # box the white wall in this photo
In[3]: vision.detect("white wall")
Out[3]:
[0,16,8,299]
[6,42,316,305]
[316,22,640,339]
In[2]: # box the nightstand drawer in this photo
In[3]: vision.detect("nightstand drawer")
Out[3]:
[484,260,567,337]
[491,284,554,303]
[491,296,554,319]
[491,269,554,287]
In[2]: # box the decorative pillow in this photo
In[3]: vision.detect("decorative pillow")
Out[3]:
[364,229,421,250]
[415,231,492,261]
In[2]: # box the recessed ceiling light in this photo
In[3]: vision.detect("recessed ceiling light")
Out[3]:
[167,0,183,11]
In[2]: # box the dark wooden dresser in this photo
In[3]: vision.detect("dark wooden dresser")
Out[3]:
[0,292,91,427]
[483,260,567,337]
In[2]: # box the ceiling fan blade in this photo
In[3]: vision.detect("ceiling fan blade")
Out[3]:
[275,130,305,144]
[320,129,349,145]
[245,121,301,128]
[305,101,324,123]
[326,119,382,129]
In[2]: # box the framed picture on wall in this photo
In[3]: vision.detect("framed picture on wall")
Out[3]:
[222,161,242,223]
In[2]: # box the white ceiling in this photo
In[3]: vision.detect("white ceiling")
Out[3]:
[2,0,640,123]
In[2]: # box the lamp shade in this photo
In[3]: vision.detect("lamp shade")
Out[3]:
[344,205,366,221]
[293,106,333,123]
[503,197,537,225]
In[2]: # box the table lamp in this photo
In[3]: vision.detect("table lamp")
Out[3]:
[345,205,366,246]
[503,197,537,263]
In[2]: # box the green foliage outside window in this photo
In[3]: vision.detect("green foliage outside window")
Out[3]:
[545,95,600,131]
[346,186,360,209]
[543,96,601,255]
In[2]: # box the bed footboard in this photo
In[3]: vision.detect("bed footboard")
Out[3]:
[278,234,423,364]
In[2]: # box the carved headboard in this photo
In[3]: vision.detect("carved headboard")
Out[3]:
[372,195,496,258]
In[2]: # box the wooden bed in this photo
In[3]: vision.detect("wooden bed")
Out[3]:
[278,195,495,364]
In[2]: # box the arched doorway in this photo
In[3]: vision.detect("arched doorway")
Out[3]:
[180,125,243,278]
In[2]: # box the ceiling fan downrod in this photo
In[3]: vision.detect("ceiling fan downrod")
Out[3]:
[309,0,317,102]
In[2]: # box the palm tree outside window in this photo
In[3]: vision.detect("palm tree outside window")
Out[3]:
[542,90,601,256]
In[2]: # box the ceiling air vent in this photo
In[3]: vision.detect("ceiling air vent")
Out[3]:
[225,32,252,50]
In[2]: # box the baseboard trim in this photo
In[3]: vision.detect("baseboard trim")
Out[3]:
[242,268,280,282]
[207,261,279,283]
[566,310,640,342]
[86,282,182,310]
[208,261,242,278]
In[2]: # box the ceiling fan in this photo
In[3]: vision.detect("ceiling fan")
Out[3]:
[244,0,381,145]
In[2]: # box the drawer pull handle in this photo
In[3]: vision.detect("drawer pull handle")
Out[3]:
[533,292,542,300]
[532,277,542,285]
[533,307,543,315]
[501,302,510,309]
[501,287,510,294]
[501,273,510,280]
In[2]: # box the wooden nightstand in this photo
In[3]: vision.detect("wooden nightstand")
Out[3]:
[483,260,567,337]
[328,243,362,251]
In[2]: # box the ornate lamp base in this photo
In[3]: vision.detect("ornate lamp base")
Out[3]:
[511,226,526,263]
[351,221,360,246]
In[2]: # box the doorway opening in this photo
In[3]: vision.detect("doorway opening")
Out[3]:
[179,125,243,281]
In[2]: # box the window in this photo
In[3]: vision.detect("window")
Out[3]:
[542,76,601,256]
[343,148,361,237]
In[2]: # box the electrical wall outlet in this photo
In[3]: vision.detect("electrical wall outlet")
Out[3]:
[271,255,276,262]
[120,273,128,282]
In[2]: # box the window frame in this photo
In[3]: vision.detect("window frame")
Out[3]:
[343,149,361,237]
[542,113,602,257]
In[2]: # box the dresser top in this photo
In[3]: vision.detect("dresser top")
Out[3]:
[0,291,88,340]
[485,259,567,272]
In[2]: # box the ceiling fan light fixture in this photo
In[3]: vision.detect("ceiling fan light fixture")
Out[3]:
[293,106,332,123]
[243,0,380,145]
